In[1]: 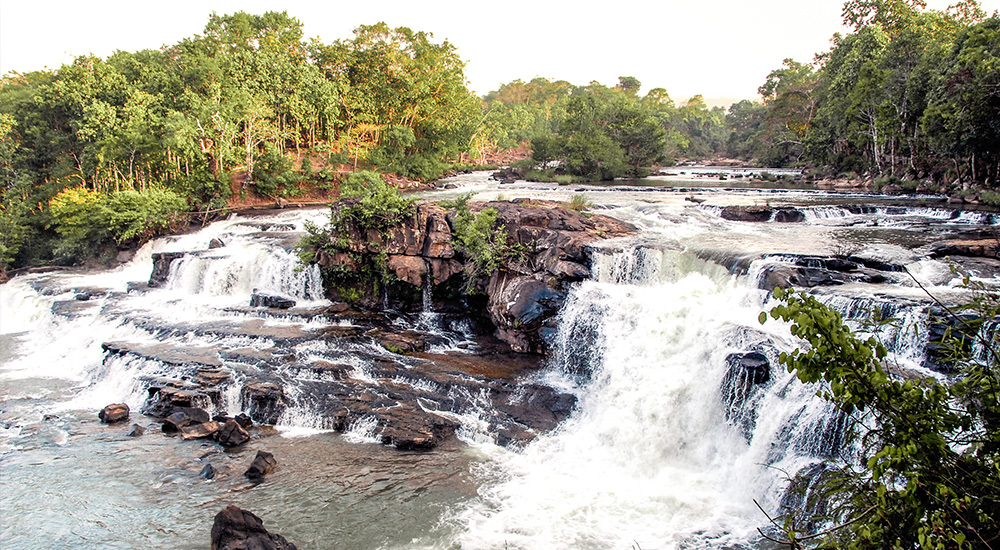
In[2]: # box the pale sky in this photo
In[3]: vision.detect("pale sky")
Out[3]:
[2,0,997,105]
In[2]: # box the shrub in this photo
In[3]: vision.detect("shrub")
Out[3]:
[448,194,527,292]
[105,188,187,243]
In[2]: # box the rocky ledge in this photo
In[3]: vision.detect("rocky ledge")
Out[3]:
[312,199,636,353]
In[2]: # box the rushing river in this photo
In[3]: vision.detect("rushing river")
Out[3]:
[1,172,995,549]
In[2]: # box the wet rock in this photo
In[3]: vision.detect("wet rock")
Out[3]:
[144,386,213,418]
[200,463,219,480]
[196,368,231,387]
[209,238,226,249]
[250,292,296,309]
[210,505,297,550]
[215,419,251,447]
[721,205,772,222]
[244,451,277,480]
[773,207,806,223]
[149,252,186,287]
[376,406,459,451]
[487,274,566,353]
[126,424,145,437]
[377,330,428,354]
[180,421,222,440]
[98,403,130,424]
[726,352,771,386]
[929,239,1000,259]
[162,407,211,433]
[241,382,286,425]
[235,413,254,430]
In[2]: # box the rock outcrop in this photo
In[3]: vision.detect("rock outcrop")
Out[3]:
[210,505,296,550]
[315,199,635,352]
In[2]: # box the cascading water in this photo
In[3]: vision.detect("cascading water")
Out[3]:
[450,247,850,549]
[2,173,993,550]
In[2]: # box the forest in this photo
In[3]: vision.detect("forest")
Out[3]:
[0,0,998,276]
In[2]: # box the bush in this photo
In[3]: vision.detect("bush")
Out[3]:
[447,193,527,292]
[47,187,110,262]
[105,188,187,242]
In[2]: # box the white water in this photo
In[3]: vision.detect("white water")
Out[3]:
[449,249,848,550]
[2,174,996,550]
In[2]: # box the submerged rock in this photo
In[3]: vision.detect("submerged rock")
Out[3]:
[98,403,130,424]
[126,424,145,437]
[210,505,296,550]
[721,205,772,222]
[200,463,219,480]
[244,451,277,480]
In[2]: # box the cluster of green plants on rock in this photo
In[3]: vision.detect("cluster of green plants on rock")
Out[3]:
[440,192,528,292]
[759,282,1000,549]
[297,171,413,302]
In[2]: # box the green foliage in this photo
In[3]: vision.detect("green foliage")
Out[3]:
[568,194,590,212]
[251,143,301,197]
[447,195,526,292]
[104,188,187,242]
[760,286,1000,549]
[334,171,414,231]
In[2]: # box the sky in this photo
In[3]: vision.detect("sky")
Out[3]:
[2,0,998,106]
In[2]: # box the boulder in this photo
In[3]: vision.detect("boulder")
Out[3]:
[234,413,254,430]
[250,292,296,309]
[210,505,297,550]
[126,424,145,437]
[721,205,772,222]
[98,403,130,424]
[215,419,251,447]
[163,407,212,433]
[929,239,1000,259]
[244,451,277,480]
[181,421,222,440]
[773,207,806,223]
[209,238,226,249]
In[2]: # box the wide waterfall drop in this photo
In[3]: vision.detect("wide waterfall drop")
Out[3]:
[452,247,841,549]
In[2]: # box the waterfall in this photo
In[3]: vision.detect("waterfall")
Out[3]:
[452,247,850,549]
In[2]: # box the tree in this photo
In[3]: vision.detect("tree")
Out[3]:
[760,286,1000,549]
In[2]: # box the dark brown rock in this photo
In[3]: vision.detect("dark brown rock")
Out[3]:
[126,423,145,437]
[250,292,296,309]
[241,382,285,425]
[215,419,251,447]
[180,421,222,440]
[244,451,277,480]
[98,403,130,424]
[210,505,296,550]
[163,407,211,433]
[930,239,1000,259]
[721,205,773,222]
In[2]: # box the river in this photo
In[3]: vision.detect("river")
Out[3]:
[1,171,994,549]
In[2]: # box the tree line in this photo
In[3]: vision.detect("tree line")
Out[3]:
[726,0,999,189]
[1,2,998,275]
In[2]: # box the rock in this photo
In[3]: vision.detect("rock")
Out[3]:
[126,424,145,437]
[773,207,806,223]
[181,421,222,440]
[377,331,428,354]
[721,205,772,222]
[244,451,277,480]
[209,238,226,249]
[163,407,212,433]
[487,274,566,353]
[250,292,296,309]
[98,403,130,424]
[149,252,186,287]
[234,413,254,430]
[210,505,297,550]
[200,463,219,480]
[387,255,427,286]
[241,383,286,425]
[726,352,771,385]
[929,239,1000,259]
[215,419,251,447]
